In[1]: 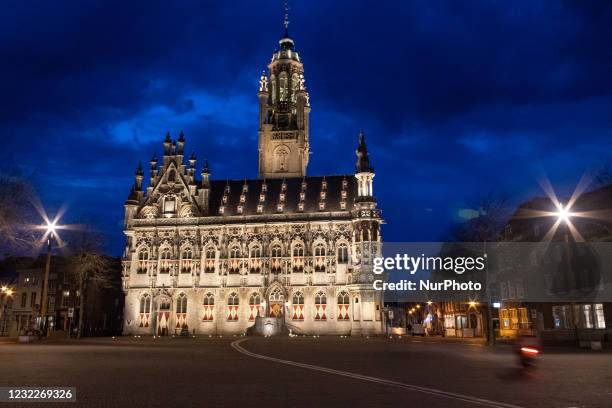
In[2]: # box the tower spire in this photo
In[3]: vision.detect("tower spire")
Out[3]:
[356,131,373,173]
[283,1,290,37]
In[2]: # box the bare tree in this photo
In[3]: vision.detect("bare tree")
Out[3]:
[66,230,113,339]
[450,192,512,242]
[0,168,37,255]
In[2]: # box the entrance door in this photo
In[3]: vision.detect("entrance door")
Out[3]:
[268,288,284,317]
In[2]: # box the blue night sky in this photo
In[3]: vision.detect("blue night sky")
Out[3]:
[2,1,612,255]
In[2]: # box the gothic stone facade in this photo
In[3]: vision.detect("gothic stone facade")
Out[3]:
[121,29,383,336]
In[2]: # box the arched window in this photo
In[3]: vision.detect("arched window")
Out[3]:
[338,291,350,305]
[202,292,214,321]
[314,243,326,272]
[291,291,304,320]
[249,293,262,321]
[228,245,241,274]
[337,291,350,320]
[292,244,304,257]
[292,291,304,305]
[175,293,188,329]
[270,287,284,302]
[139,294,151,314]
[228,292,240,306]
[271,244,282,258]
[230,246,241,258]
[181,247,193,274]
[159,299,171,311]
[204,246,216,273]
[250,245,261,258]
[249,293,261,305]
[160,248,172,260]
[292,243,304,273]
[249,245,262,274]
[203,293,214,306]
[138,294,151,327]
[138,249,149,261]
[314,291,327,321]
[279,72,288,102]
[159,247,172,274]
[270,244,282,273]
[137,248,149,274]
[227,292,239,321]
[337,242,349,264]
[176,293,187,314]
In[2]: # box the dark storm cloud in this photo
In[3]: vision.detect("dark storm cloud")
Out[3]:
[1,0,611,253]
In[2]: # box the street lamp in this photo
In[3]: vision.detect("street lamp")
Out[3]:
[555,203,572,224]
[1,286,14,336]
[38,217,63,337]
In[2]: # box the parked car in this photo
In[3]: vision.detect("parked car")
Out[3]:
[411,324,426,336]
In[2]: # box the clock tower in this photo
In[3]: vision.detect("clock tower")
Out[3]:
[257,9,310,179]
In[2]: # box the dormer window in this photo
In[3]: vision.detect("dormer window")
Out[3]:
[281,183,287,192]
[237,205,243,214]
[163,197,176,214]
[222,195,228,204]
[340,201,347,210]
[242,184,248,193]
[240,194,246,203]
[225,185,230,193]
[279,193,285,202]
[261,184,267,192]
[342,179,348,189]
[219,206,225,215]
[277,203,284,212]
[299,192,305,201]
[257,204,263,213]
[301,181,307,190]
[321,180,327,190]
[259,194,265,202]
[298,203,304,211]
[167,170,176,183]
[320,191,326,200]
[319,202,325,210]
[341,190,347,199]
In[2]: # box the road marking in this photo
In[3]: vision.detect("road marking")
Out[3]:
[231,338,524,408]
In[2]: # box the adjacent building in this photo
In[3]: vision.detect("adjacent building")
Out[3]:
[494,184,612,345]
[0,256,123,337]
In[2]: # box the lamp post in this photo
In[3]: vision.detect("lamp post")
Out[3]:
[1,287,14,336]
[39,220,60,337]
[554,202,578,345]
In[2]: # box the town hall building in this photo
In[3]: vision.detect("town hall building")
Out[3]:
[121,18,383,336]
